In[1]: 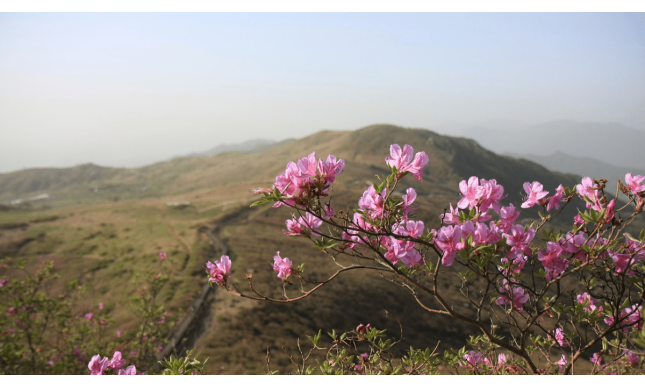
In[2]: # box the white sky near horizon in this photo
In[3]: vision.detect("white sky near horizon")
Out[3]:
[1,12,644,173]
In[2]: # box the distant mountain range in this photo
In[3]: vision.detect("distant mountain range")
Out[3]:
[506,151,645,190]
[437,120,645,171]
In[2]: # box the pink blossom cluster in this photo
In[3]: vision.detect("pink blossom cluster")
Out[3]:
[575,293,603,316]
[625,173,645,196]
[284,212,322,236]
[385,144,429,181]
[604,304,643,334]
[271,152,345,208]
[384,220,425,268]
[462,351,512,372]
[88,351,138,375]
[548,327,568,347]
[456,176,505,214]
[576,177,617,220]
[537,242,569,281]
[206,255,231,286]
[495,281,530,312]
[272,251,294,280]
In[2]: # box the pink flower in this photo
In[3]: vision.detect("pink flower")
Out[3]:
[157,346,164,353]
[605,305,643,334]
[434,225,466,266]
[395,220,425,239]
[0,278,8,287]
[576,177,600,207]
[8,307,16,315]
[573,214,584,226]
[441,203,461,225]
[625,173,645,195]
[118,365,137,375]
[548,328,568,347]
[116,330,122,338]
[463,351,484,368]
[272,251,293,280]
[504,224,535,256]
[498,204,520,232]
[88,354,109,375]
[399,246,424,268]
[556,354,567,372]
[401,188,417,219]
[610,251,635,275]
[273,161,305,207]
[590,353,602,367]
[108,351,126,370]
[479,179,505,213]
[538,242,568,280]
[497,353,507,366]
[521,181,549,208]
[546,185,565,211]
[99,302,104,310]
[284,215,305,236]
[624,233,645,262]
[604,199,616,223]
[575,293,603,315]
[385,144,429,181]
[625,351,639,367]
[159,252,166,260]
[297,212,322,235]
[458,176,483,210]
[499,253,526,278]
[206,255,232,286]
[297,151,317,180]
[317,154,345,185]
[85,313,94,320]
[358,186,386,219]
[496,283,530,312]
[323,204,335,219]
[472,222,501,246]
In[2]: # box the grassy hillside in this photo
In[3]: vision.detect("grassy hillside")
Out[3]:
[1,124,637,374]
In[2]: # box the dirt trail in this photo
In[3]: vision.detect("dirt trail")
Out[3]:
[157,205,256,360]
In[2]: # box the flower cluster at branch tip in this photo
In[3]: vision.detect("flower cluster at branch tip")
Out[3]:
[495,281,530,312]
[272,252,294,280]
[206,255,231,286]
[271,152,344,208]
[548,328,568,347]
[385,144,429,181]
[88,351,138,375]
[285,212,322,236]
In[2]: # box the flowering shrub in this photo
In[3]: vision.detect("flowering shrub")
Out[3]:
[0,254,174,374]
[208,144,645,375]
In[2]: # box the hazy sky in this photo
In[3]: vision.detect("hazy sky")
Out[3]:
[1,13,644,173]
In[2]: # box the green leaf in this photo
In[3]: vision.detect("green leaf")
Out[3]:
[250,196,275,207]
